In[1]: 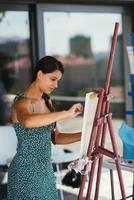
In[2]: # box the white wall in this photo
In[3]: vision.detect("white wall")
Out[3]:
[0,126,17,165]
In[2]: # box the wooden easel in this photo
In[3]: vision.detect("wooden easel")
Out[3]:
[77,22,126,200]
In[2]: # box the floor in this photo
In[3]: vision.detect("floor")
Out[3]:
[58,170,133,200]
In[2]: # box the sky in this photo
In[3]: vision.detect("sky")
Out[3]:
[0,11,122,55]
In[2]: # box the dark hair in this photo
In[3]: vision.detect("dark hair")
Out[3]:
[32,56,64,81]
[33,56,64,112]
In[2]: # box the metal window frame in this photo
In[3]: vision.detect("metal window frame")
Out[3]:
[0,4,28,11]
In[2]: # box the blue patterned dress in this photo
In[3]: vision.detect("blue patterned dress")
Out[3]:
[7,122,58,200]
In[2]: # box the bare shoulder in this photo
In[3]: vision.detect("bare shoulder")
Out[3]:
[13,98,33,115]
[12,98,35,123]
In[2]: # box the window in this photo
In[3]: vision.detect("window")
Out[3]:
[0,10,31,125]
[43,12,124,117]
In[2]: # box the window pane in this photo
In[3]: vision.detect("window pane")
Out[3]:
[44,12,124,118]
[0,11,31,125]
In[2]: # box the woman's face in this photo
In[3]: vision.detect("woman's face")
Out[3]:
[37,70,62,94]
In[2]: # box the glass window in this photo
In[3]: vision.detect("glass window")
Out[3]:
[43,12,124,118]
[0,11,31,125]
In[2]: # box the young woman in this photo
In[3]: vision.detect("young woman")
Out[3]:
[7,56,83,200]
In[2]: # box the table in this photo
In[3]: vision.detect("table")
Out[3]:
[51,144,80,200]
[103,159,134,200]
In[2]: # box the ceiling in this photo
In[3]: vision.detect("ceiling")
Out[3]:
[1,0,134,6]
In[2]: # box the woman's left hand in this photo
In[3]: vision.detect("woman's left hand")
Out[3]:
[67,103,83,118]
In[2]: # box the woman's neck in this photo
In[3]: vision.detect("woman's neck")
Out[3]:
[24,82,43,100]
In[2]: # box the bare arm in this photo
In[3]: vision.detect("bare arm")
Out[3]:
[13,99,83,128]
[53,128,81,145]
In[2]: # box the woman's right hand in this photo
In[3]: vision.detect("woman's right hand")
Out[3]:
[67,103,83,118]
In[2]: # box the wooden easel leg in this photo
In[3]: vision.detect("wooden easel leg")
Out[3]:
[94,122,108,200]
[107,115,126,199]
[77,165,88,200]
[77,126,99,200]
[94,157,103,200]
[86,159,97,200]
